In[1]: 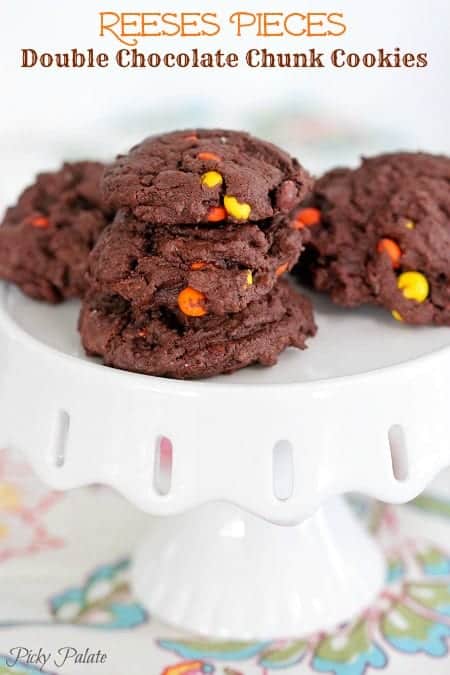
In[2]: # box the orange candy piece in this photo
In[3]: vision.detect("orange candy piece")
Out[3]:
[198,151,221,162]
[178,287,207,317]
[184,133,198,141]
[377,238,402,268]
[30,215,49,229]
[207,206,227,222]
[293,207,321,230]
[190,261,207,270]
[276,262,289,277]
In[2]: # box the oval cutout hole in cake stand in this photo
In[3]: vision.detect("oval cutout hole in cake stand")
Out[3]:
[51,409,70,468]
[154,436,173,496]
[273,440,294,501]
[388,424,409,482]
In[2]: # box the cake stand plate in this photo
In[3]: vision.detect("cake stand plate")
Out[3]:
[0,280,450,639]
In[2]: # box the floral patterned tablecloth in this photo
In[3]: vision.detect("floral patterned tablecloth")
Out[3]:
[0,447,449,674]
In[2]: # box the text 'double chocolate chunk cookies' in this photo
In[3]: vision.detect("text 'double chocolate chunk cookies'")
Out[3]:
[297,152,450,325]
[0,161,111,302]
[103,129,312,226]
[87,208,308,316]
[79,279,317,380]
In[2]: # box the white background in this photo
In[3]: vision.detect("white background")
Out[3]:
[0,0,448,204]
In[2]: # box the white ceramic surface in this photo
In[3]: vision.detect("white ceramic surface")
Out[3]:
[1,282,450,524]
[132,497,385,640]
[426,468,450,500]
[1,280,450,638]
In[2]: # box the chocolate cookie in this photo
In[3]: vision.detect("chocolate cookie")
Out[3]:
[0,161,110,302]
[79,279,316,380]
[103,129,312,226]
[298,152,450,325]
[87,208,306,316]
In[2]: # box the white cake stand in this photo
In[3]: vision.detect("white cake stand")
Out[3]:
[1,280,450,640]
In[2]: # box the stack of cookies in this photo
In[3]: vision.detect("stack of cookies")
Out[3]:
[79,129,317,379]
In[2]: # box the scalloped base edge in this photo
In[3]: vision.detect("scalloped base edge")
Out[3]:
[131,496,385,639]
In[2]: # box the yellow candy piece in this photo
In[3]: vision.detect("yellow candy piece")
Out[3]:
[201,171,223,188]
[405,220,415,230]
[397,271,429,303]
[246,270,253,286]
[392,310,403,322]
[224,195,251,220]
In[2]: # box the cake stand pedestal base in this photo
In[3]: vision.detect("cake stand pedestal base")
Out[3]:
[132,496,385,640]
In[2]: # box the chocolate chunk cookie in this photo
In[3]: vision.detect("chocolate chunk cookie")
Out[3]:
[79,279,316,380]
[298,152,450,324]
[103,129,312,226]
[0,161,110,302]
[87,208,306,316]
